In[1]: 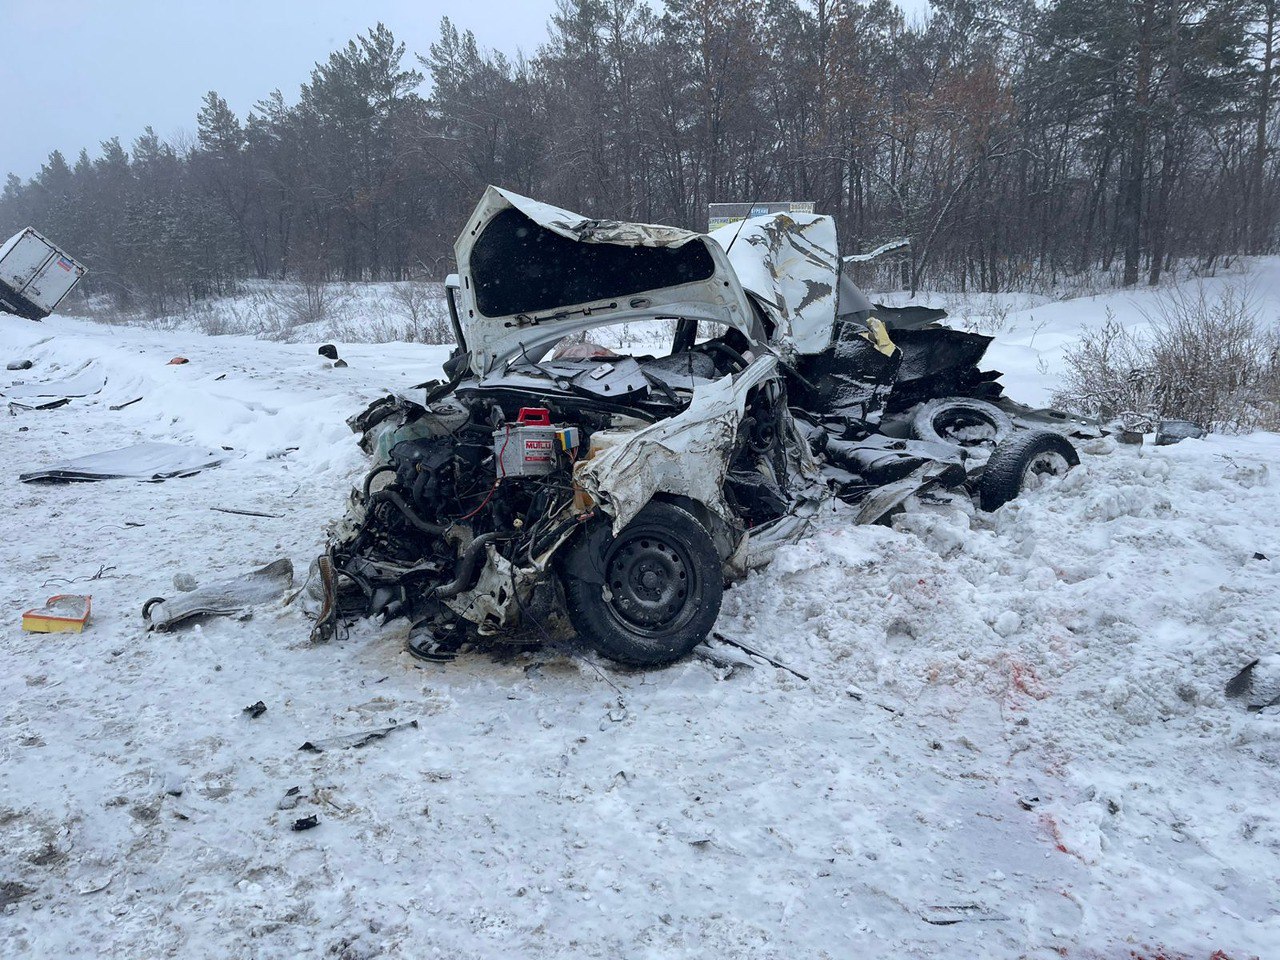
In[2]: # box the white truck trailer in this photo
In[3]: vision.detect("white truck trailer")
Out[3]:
[0,227,87,320]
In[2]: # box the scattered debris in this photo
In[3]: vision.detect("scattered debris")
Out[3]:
[405,632,462,663]
[142,558,293,631]
[8,396,70,411]
[920,903,1010,925]
[163,773,186,796]
[173,573,198,592]
[692,642,757,674]
[167,356,189,365]
[6,359,33,370]
[1225,656,1280,712]
[711,632,809,681]
[76,874,116,896]
[243,700,267,719]
[1155,419,1207,445]
[278,786,302,811]
[41,565,115,588]
[319,344,348,368]
[22,594,92,633]
[2,362,106,405]
[210,506,283,519]
[846,684,905,716]
[291,815,319,831]
[0,881,35,908]
[108,397,143,411]
[20,441,227,483]
[299,719,419,753]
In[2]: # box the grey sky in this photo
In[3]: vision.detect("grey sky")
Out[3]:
[1,0,932,183]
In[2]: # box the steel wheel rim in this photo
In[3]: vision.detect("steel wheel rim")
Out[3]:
[1022,450,1071,491]
[934,410,999,447]
[604,531,696,637]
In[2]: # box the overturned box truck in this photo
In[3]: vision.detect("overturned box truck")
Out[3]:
[0,228,87,320]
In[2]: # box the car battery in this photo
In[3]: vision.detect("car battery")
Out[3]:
[496,407,559,477]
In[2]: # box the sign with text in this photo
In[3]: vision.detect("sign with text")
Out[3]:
[707,201,815,231]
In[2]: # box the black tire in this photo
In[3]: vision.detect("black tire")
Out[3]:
[978,430,1080,511]
[911,398,1013,449]
[562,500,723,667]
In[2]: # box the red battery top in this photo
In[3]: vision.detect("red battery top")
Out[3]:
[517,407,551,426]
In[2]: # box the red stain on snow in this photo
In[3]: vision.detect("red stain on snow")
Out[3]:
[1069,947,1254,960]
[1007,657,1049,702]
[1039,812,1077,857]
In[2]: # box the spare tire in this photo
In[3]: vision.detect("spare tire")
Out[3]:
[978,430,1080,511]
[911,398,1013,449]
[562,500,724,667]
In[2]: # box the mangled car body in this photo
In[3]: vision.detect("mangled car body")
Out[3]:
[311,187,1093,665]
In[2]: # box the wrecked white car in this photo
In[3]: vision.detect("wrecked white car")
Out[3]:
[310,187,1089,665]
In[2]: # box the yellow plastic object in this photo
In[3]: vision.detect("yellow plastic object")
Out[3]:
[861,316,898,356]
[22,595,92,633]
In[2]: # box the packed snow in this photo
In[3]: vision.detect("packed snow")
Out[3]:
[2,266,1279,958]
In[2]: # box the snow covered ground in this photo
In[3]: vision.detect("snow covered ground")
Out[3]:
[2,275,1279,958]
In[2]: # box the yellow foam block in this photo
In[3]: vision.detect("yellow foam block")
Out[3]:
[22,595,92,633]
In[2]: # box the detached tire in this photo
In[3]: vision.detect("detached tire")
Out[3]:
[563,500,723,667]
[978,430,1080,511]
[912,398,1013,449]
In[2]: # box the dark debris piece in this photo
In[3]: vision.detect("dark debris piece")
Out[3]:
[278,786,302,811]
[291,815,320,832]
[243,700,267,719]
[1154,419,1207,446]
[0,881,34,907]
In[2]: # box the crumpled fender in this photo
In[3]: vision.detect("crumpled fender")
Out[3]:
[575,355,783,534]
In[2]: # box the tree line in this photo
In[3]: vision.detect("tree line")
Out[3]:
[1,0,1277,314]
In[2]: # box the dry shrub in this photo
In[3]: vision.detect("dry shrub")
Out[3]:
[1054,283,1280,433]
[388,282,452,344]
[273,278,351,331]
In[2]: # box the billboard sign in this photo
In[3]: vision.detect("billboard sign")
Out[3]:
[707,201,815,231]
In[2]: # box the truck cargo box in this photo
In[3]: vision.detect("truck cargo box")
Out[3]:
[0,227,87,320]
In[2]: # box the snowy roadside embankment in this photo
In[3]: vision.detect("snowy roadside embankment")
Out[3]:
[1,310,1277,959]
[877,256,1280,409]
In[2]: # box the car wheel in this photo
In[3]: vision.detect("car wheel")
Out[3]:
[911,398,1013,449]
[977,430,1080,511]
[563,500,723,667]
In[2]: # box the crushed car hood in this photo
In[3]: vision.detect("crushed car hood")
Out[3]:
[708,213,841,356]
[454,186,763,374]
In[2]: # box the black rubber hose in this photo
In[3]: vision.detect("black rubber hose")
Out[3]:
[698,339,750,372]
[434,532,504,598]
[410,464,430,509]
[362,464,396,501]
[368,489,448,538]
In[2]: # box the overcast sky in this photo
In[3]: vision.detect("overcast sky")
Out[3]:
[1,0,931,183]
